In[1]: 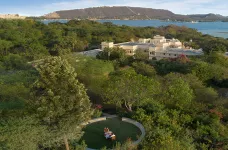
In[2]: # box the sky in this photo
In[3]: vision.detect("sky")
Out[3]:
[0,0,228,16]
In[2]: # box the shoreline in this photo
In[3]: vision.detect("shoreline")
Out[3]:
[40,19,228,39]
[40,18,224,23]
[217,32,228,34]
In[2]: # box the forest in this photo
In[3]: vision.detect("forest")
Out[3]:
[0,19,228,150]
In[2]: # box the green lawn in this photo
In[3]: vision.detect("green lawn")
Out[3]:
[79,117,141,149]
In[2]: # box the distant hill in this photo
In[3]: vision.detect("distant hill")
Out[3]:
[44,6,228,22]
[187,13,227,21]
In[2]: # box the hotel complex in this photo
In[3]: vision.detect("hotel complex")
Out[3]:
[101,35,203,60]
[0,14,26,19]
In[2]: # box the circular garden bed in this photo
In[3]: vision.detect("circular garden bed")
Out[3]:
[79,117,142,149]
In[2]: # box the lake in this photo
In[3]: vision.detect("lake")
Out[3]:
[42,19,228,39]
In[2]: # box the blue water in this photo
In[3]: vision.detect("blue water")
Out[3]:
[42,19,228,39]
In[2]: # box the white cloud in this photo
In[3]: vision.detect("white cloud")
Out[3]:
[43,0,103,11]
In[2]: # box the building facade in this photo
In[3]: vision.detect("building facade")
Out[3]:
[101,35,203,60]
[0,14,26,19]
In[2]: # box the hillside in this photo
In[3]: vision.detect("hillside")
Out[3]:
[1,19,228,150]
[44,6,228,21]
[187,13,227,21]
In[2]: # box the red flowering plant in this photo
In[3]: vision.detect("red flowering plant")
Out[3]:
[176,54,189,63]
[209,109,223,120]
[168,54,189,63]
[94,104,102,110]
[31,63,36,68]
[92,104,103,118]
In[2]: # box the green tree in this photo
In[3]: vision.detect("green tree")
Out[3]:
[102,68,160,111]
[0,83,28,102]
[132,61,156,77]
[112,139,137,150]
[204,42,227,54]
[0,40,13,56]
[0,117,47,150]
[164,73,219,105]
[62,34,87,52]
[163,77,194,110]
[205,52,228,67]
[3,54,28,70]
[30,56,93,149]
[134,49,149,60]
[192,61,228,83]
[132,108,195,150]
[23,43,49,60]
[97,47,129,66]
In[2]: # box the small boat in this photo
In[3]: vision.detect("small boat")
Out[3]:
[191,21,198,23]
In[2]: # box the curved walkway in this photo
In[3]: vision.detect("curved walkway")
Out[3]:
[81,116,146,150]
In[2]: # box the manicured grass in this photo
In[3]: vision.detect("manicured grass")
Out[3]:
[79,118,141,149]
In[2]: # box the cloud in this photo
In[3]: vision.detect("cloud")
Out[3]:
[43,0,103,11]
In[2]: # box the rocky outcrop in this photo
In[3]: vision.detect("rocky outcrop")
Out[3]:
[44,12,60,19]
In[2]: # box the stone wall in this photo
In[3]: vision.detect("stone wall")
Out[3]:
[81,117,106,126]
[122,117,146,145]
[82,117,145,150]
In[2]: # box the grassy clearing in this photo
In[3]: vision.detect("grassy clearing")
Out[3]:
[79,117,141,149]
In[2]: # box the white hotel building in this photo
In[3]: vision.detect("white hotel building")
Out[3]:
[101,35,204,60]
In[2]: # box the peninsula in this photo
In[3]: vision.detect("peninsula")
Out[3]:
[44,6,228,22]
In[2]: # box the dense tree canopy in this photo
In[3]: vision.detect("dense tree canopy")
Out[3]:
[163,77,194,110]
[30,56,93,148]
[102,68,160,111]
[0,19,228,150]
[0,19,227,60]
[0,117,47,150]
